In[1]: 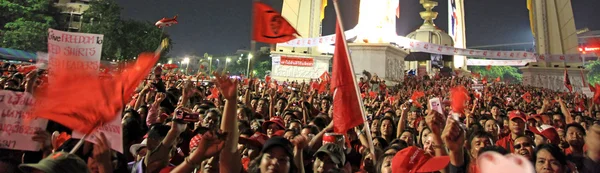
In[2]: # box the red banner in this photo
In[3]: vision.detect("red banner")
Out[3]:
[280,56,314,67]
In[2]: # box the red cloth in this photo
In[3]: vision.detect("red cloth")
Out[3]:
[32,53,158,133]
[495,135,515,153]
[330,20,364,133]
[564,69,573,92]
[252,2,299,43]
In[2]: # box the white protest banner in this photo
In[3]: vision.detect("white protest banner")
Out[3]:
[0,91,48,151]
[47,28,103,79]
[72,113,123,153]
[466,59,536,66]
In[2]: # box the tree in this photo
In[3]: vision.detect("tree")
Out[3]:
[81,0,171,61]
[469,65,523,83]
[585,60,600,86]
[0,0,63,52]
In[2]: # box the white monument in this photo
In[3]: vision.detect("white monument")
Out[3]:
[521,0,587,92]
[347,0,408,84]
[270,0,332,82]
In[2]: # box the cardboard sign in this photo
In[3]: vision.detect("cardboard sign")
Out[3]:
[0,91,48,151]
[72,113,123,153]
[47,28,104,80]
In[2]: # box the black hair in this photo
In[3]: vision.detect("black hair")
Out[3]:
[534,144,567,166]
[311,116,328,130]
[478,146,509,156]
[379,116,397,141]
[247,149,298,173]
[304,125,320,135]
[376,153,396,173]
[148,124,171,140]
[0,156,21,173]
[239,120,251,132]
[565,123,586,136]
[372,137,389,149]
[467,131,494,149]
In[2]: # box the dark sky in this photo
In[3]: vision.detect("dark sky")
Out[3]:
[117,0,600,57]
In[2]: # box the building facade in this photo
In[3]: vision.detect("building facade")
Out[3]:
[53,0,91,32]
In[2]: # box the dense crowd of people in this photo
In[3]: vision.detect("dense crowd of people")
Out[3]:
[0,62,599,173]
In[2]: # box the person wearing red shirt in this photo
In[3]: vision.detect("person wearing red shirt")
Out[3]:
[496,111,526,152]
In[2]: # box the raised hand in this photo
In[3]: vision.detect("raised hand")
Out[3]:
[442,118,465,152]
[213,72,238,100]
[191,130,227,161]
[31,130,51,152]
[426,111,445,136]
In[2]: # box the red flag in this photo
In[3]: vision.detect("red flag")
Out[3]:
[253,2,299,44]
[320,71,330,82]
[265,75,271,84]
[495,77,501,82]
[330,20,364,133]
[522,92,532,103]
[482,77,488,84]
[486,65,491,71]
[33,53,158,134]
[450,86,470,114]
[369,91,376,99]
[208,87,219,99]
[564,69,572,92]
[410,91,425,108]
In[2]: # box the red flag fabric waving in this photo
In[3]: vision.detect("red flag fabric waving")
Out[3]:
[564,69,573,92]
[33,53,158,134]
[522,92,532,103]
[253,2,299,44]
[410,91,425,108]
[495,77,501,82]
[450,86,470,114]
[330,20,364,133]
[486,65,491,71]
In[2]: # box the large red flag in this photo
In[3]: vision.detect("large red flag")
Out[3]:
[253,2,299,44]
[330,20,364,133]
[33,53,158,134]
[564,69,573,92]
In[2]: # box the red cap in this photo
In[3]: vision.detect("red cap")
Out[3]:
[529,125,560,145]
[392,146,450,173]
[509,111,526,122]
[239,132,269,149]
[262,116,285,132]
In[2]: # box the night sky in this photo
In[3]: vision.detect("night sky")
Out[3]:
[117,0,600,57]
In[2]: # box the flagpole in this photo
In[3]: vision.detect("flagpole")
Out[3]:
[332,0,376,160]
[248,0,259,77]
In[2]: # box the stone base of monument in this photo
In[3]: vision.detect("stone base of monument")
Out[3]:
[520,66,589,94]
[347,43,409,85]
[269,53,332,82]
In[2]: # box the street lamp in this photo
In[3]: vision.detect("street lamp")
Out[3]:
[182,57,190,75]
[247,54,253,76]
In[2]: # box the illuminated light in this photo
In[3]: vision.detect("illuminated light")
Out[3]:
[354,0,399,43]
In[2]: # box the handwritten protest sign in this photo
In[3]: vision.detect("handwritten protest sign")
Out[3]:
[72,114,124,153]
[47,28,103,79]
[0,91,48,151]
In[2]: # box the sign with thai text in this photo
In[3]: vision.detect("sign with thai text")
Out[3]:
[72,113,123,153]
[280,56,314,67]
[0,91,48,151]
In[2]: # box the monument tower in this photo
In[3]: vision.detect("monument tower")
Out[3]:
[521,0,586,91]
[270,0,332,81]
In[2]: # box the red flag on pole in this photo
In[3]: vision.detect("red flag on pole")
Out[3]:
[33,53,159,134]
[564,69,573,92]
[253,2,299,44]
[330,20,364,133]
[593,84,600,104]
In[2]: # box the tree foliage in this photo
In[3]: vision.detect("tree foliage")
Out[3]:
[0,0,62,52]
[585,60,600,85]
[469,65,523,83]
[81,0,171,61]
